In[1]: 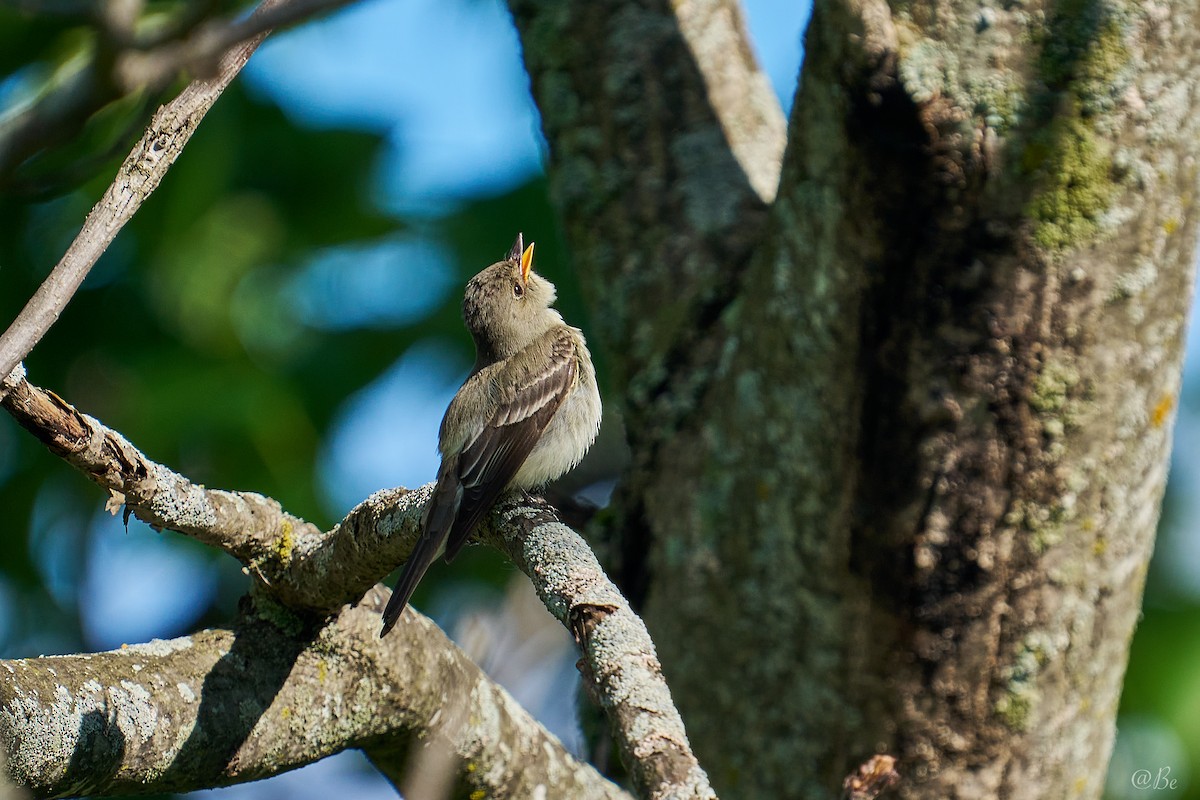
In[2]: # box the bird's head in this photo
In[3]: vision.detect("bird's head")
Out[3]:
[462,233,562,363]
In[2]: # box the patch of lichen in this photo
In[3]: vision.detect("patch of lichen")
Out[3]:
[1074,21,1130,114]
[898,39,959,105]
[995,690,1033,731]
[1023,2,1129,250]
[1037,5,1130,114]
[995,637,1054,730]
[1006,496,1073,553]
[1031,359,1082,415]
[1032,357,1087,447]
[1026,110,1115,251]
[968,72,1025,133]
[1033,502,1072,553]
[1012,357,1088,551]
[275,519,295,567]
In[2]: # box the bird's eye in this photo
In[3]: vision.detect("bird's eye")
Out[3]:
[513,282,524,298]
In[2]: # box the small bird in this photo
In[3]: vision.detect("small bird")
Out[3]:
[380,234,602,636]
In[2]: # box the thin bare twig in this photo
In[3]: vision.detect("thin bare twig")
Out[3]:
[0,21,255,378]
[0,0,358,379]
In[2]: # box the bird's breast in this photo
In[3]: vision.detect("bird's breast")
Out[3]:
[510,365,601,490]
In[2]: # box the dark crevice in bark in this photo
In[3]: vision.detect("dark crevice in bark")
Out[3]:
[844,22,1083,614]
[838,36,1044,780]
[845,61,968,613]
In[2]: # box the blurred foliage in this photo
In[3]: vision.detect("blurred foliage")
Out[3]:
[0,16,570,657]
[0,1,251,190]
[1111,467,1200,799]
[0,7,88,77]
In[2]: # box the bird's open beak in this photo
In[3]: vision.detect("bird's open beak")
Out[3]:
[520,242,535,283]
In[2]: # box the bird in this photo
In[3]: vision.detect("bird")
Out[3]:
[379,233,602,637]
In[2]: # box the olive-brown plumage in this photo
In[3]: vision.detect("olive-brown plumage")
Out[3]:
[380,234,601,636]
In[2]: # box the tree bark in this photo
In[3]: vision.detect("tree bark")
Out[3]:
[0,589,625,799]
[515,0,1200,798]
[2,369,706,798]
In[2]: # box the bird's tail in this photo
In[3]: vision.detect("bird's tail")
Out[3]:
[379,468,463,637]
[379,539,439,637]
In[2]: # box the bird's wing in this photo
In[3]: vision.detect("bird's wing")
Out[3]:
[441,328,578,562]
[379,454,462,637]
[379,328,577,636]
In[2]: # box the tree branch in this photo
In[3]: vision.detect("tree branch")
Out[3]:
[485,498,718,800]
[0,366,429,611]
[671,0,786,202]
[2,367,717,798]
[0,367,326,584]
[0,588,628,799]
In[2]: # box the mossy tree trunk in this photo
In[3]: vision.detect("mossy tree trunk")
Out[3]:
[514,0,1200,798]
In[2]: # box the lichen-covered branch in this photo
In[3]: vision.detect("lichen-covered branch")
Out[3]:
[0,366,426,614]
[2,367,712,798]
[0,366,436,613]
[0,588,627,799]
[484,497,717,800]
[0,367,325,581]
